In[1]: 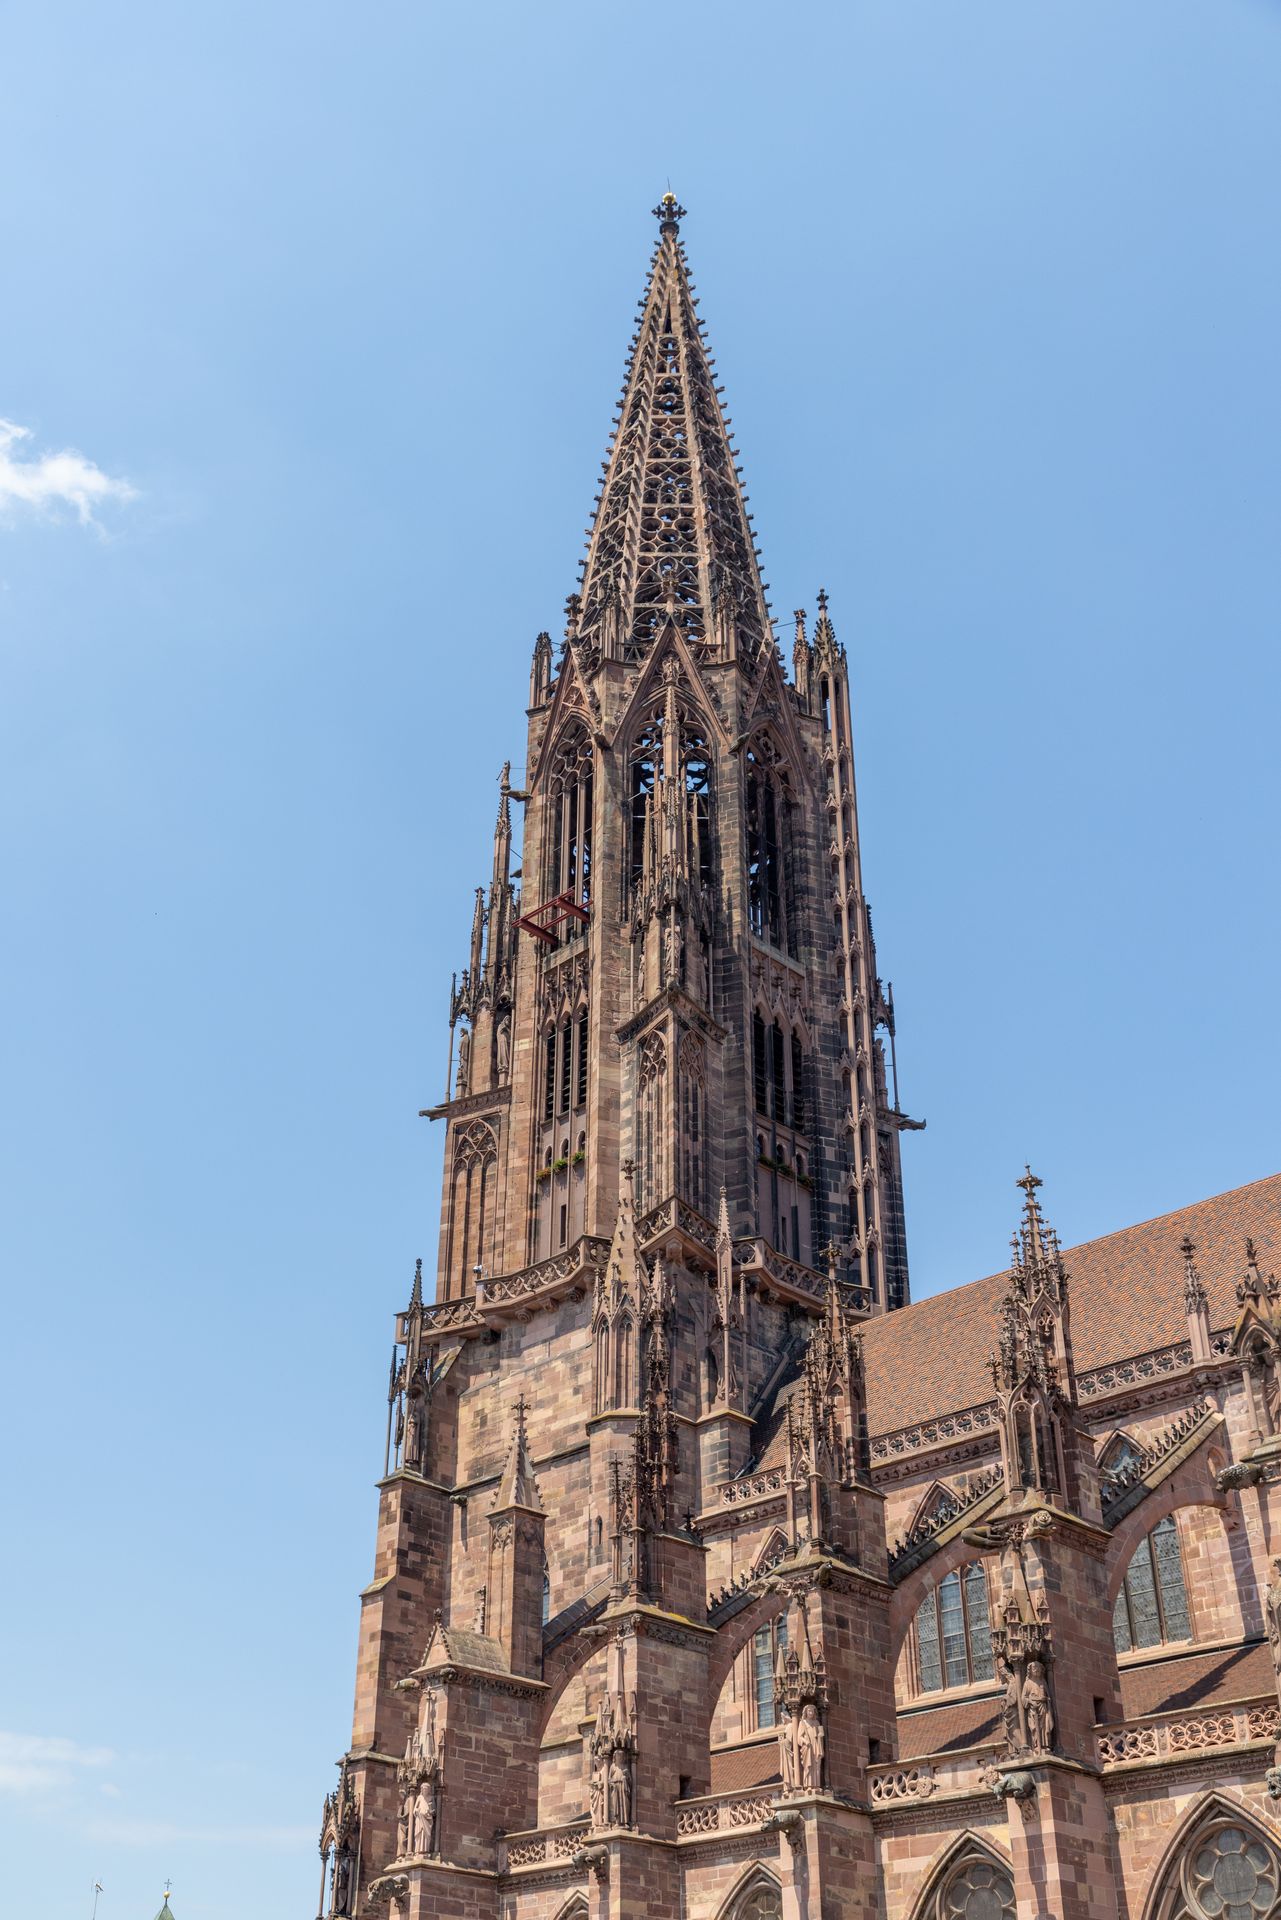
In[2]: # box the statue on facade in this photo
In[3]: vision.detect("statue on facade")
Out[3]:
[777,1713,797,1791]
[1022,1660,1054,1754]
[797,1703,825,1789]
[1266,1558,1281,1688]
[607,1747,633,1827]
[496,1015,511,1079]
[411,1775,437,1856]
[663,917,681,985]
[332,1846,353,1915]
[455,1027,471,1097]
[997,1653,1021,1752]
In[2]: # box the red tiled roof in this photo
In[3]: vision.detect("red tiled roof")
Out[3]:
[1118,1640,1274,1719]
[896,1694,1002,1759]
[861,1174,1281,1436]
[709,1741,782,1792]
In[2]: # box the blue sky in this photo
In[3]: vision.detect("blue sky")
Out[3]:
[2,3,1278,1916]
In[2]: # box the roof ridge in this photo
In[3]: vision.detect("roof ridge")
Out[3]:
[1055,1169,1281,1264]
[887,1170,1281,1323]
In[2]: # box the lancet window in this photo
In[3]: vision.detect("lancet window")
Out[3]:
[627,706,715,893]
[913,1563,994,1694]
[1113,1515,1192,1653]
[534,992,589,1259]
[542,1015,589,1124]
[635,1032,668,1213]
[751,1012,808,1131]
[545,725,594,936]
[629,719,661,889]
[678,1029,707,1215]
[447,1120,498,1297]
[745,740,794,951]
[751,1615,788,1729]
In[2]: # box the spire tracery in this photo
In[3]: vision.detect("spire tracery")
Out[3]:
[578,205,770,671]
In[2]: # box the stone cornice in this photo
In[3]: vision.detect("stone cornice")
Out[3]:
[419,1085,513,1124]
[411,1662,548,1697]
[593,1600,718,1645]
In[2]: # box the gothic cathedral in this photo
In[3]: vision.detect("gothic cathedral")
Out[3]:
[314,200,1281,1920]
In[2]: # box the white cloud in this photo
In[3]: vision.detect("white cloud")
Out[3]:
[0,417,136,529]
[0,1731,115,1794]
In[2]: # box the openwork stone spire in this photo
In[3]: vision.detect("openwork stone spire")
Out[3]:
[576,195,771,670]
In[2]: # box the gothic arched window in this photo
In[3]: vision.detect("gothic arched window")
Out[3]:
[745,740,793,952]
[678,1029,706,1213]
[448,1120,498,1297]
[751,1614,788,1728]
[683,726,713,887]
[925,1854,1016,1920]
[1150,1807,1281,1920]
[1113,1514,1192,1653]
[635,1031,667,1212]
[546,726,594,931]
[719,1872,783,1920]
[914,1563,994,1694]
[629,717,662,890]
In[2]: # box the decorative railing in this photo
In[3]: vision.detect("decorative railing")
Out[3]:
[887,1464,1006,1573]
[501,1822,590,1870]
[869,1763,936,1805]
[1101,1400,1218,1520]
[870,1337,1237,1468]
[716,1466,790,1508]
[479,1236,609,1308]
[676,1790,779,1836]
[636,1197,719,1254]
[870,1401,999,1465]
[1097,1702,1279,1767]
[732,1239,871,1316]
[419,1297,482,1333]
[1078,1339,1196,1400]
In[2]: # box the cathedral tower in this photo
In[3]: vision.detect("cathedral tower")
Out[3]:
[315,196,918,1920]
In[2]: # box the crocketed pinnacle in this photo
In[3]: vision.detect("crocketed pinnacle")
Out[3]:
[576,198,771,669]
[495,1393,543,1513]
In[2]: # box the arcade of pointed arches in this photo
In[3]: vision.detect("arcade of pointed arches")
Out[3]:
[445,1119,498,1299]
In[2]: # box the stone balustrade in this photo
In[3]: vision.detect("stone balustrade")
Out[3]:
[868,1763,936,1805]
[500,1821,590,1871]
[1097,1701,1279,1767]
[675,1790,780,1836]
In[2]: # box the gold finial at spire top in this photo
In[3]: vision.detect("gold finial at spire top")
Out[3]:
[652,191,687,231]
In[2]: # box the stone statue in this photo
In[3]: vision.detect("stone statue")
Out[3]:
[396,1794,409,1858]
[607,1748,632,1827]
[412,1775,437,1855]
[1022,1660,1053,1754]
[332,1848,352,1914]
[663,918,681,984]
[777,1714,797,1791]
[589,1750,607,1827]
[997,1653,1021,1752]
[456,1027,471,1097]
[797,1703,825,1789]
[1266,1558,1281,1687]
[496,1015,511,1079]
[404,1396,425,1472]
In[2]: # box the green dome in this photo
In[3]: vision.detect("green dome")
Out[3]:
[153,1901,175,1920]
